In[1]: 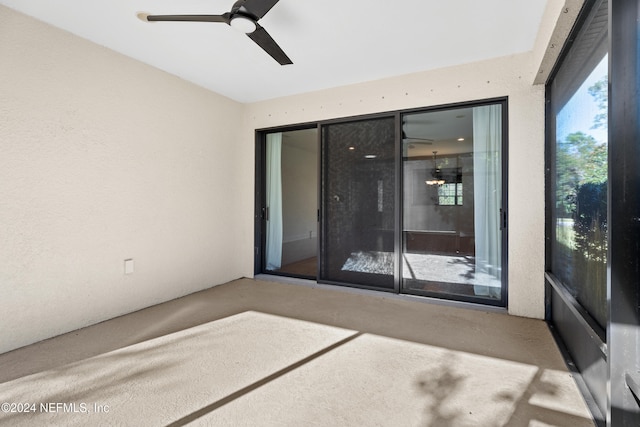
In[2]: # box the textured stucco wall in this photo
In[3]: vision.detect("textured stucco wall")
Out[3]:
[532,0,586,84]
[0,6,245,353]
[243,53,546,319]
[0,2,565,354]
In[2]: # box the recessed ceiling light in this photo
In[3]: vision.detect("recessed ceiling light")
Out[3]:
[365,155,377,159]
[457,138,465,141]
[348,146,355,151]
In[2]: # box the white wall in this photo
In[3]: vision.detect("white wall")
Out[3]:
[242,53,546,319]
[281,131,318,265]
[281,132,318,244]
[0,7,245,353]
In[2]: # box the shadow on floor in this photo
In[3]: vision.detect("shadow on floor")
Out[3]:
[0,278,595,426]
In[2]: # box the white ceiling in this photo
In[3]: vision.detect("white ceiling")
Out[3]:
[1,0,548,103]
[404,108,475,157]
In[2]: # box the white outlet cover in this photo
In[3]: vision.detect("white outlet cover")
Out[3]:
[124,259,134,275]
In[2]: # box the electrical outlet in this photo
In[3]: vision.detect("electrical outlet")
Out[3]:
[124,259,134,275]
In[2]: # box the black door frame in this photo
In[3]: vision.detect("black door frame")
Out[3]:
[397,99,509,307]
[254,122,321,278]
[255,97,509,308]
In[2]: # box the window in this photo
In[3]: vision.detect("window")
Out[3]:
[549,0,608,329]
[545,1,610,419]
[438,183,463,206]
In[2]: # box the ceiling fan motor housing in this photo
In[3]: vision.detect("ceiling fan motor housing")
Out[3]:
[230,13,258,33]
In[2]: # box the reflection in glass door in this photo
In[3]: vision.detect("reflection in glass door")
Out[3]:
[319,117,396,290]
[552,54,608,329]
[401,104,505,303]
[264,128,318,279]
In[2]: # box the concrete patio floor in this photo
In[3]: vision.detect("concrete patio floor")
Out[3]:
[0,278,593,426]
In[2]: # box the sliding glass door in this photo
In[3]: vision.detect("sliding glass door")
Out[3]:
[258,100,506,305]
[319,117,396,290]
[401,104,505,304]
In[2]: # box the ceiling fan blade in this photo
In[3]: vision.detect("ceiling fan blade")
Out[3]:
[402,132,434,142]
[247,24,292,65]
[405,138,434,142]
[232,0,280,19]
[144,14,229,23]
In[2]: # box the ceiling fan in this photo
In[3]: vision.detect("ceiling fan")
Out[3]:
[402,131,434,145]
[138,0,292,65]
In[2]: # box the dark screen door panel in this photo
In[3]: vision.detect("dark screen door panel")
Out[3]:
[320,117,395,290]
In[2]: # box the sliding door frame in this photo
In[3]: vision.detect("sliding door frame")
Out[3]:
[398,98,509,307]
[317,111,400,293]
[254,122,321,278]
[255,97,508,308]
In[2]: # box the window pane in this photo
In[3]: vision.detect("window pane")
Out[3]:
[552,48,608,328]
[438,183,458,206]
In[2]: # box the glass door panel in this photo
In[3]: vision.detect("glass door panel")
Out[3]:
[320,117,396,290]
[401,105,504,303]
[264,128,318,279]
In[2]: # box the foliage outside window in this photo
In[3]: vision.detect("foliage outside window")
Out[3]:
[553,57,608,328]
